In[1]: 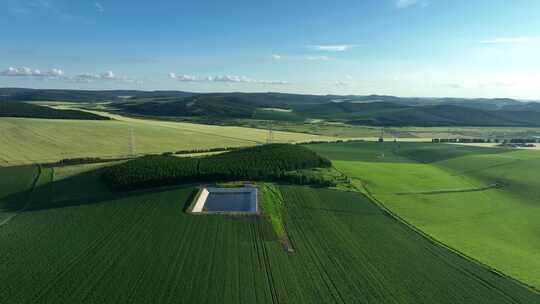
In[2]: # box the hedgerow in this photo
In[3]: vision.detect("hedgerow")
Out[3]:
[102,144,331,190]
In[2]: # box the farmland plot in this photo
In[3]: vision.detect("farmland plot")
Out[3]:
[278,186,538,303]
[0,166,537,304]
[0,188,284,304]
[0,165,39,210]
[0,113,335,166]
[309,141,540,289]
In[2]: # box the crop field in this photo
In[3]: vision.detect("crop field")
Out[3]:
[309,141,540,289]
[0,110,335,166]
[0,165,53,226]
[0,163,538,303]
[238,119,540,140]
[0,165,39,210]
[0,165,39,224]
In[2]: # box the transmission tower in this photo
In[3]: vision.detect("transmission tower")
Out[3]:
[128,127,136,157]
[267,122,274,144]
[378,127,385,158]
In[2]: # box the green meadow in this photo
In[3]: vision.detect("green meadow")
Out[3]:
[309,141,540,289]
[0,114,335,166]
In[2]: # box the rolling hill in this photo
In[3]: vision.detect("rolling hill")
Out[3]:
[116,97,540,127]
[0,88,196,103]
[116,94,289,119]
[0,102,109,120]
[308,141,540,289]
[3,88,540,127]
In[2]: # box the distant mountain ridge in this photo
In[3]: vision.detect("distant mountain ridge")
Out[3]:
[1,88,540,127]
[0,88,196,103]
[2,88,537,108]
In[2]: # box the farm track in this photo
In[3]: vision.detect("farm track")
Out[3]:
[394,183,501,195]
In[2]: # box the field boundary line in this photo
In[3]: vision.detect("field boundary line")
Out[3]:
[394,183,501,195]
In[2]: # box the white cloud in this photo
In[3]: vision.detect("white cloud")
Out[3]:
[1,66,64,77]
[271,54,282,60]
[258,80,290,85]
[101,71,115,79]
[310,44,357,52]
[170,73,289,85]
[169,73,199,82]
[479,37,540,45]
[95,2,104,13]
[1,67,37,76]
[74,71,122,81]
[74,73,100,80]
[1,66,143,83]
[48,68,64,77]
[335,81,351,87]
[208,75,253,83]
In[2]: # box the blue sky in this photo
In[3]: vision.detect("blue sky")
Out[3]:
[1,0,540,99]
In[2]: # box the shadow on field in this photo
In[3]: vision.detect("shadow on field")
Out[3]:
[0,189,33,212]
[2,167,196,212]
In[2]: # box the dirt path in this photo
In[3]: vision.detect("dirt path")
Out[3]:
[394,183,502,196]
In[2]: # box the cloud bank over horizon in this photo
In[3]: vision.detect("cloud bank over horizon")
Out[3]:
[169,73,289,85]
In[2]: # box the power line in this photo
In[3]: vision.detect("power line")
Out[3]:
[129,127,136,157]
[379,127,385,158]
[267,122,274,144]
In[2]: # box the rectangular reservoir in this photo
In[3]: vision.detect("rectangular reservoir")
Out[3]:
[191,187,258,213]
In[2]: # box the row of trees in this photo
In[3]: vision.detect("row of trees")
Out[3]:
[432,138,540,144]
[103,144,332,190]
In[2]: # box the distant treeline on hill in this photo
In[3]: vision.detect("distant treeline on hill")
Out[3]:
[0,102,110,120]
[433,138,540,144]
[103,144,332,190]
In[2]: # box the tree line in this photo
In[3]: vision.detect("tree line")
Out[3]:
[432,138,540,144]
[103,144,332,190]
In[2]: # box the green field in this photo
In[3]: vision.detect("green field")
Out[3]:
[0,165,39,224]
[0,166,39,210]
[239,119,540,140]
[0,113,335,166]
[0,165,53,226]
[309,141,540,289]
[0,163,538,303]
